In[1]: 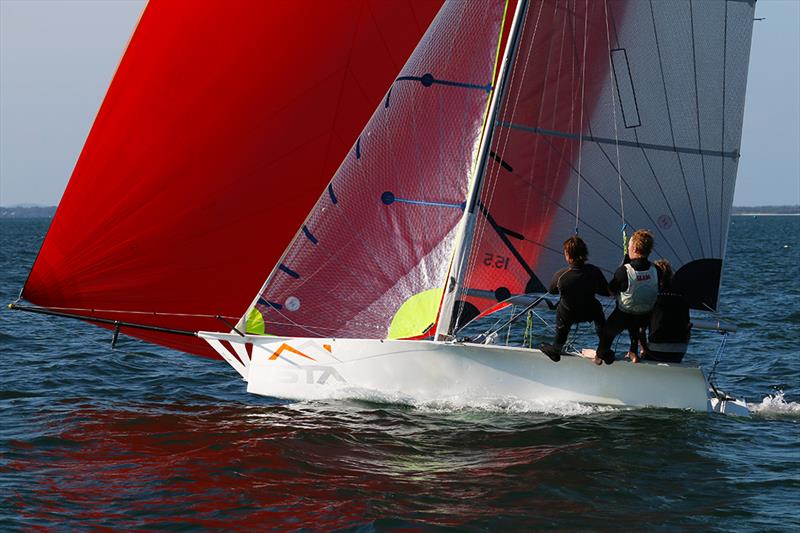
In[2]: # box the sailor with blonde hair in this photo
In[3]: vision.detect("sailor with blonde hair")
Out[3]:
[594,229,662,365]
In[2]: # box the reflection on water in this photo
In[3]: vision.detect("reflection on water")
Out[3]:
[6,400,794,530]
[2,218,799,530]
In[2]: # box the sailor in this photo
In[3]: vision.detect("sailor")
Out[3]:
[640,259,692,363]
[540,236,609,362]
[594,229,661,365]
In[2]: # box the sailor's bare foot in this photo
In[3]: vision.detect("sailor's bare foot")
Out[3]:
[626,351,639,363]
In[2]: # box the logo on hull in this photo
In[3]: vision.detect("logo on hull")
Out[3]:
[264,342,345,385]
[271,365,346,385]
[268,343,317,362]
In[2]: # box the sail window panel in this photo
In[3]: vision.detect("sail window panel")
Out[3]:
[610,48,641,128]
[249,1,506,339]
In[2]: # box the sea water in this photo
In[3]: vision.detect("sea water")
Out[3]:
[1,216,798,530]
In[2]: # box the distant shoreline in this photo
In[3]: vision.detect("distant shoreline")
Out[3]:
[0,206,57,218]
[731,205,799,216]
[732,213,800,216]
[2,205,799,218]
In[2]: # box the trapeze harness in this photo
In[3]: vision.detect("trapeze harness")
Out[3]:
[616,263,658,315]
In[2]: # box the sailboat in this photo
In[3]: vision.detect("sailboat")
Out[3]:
[13,0,756,415]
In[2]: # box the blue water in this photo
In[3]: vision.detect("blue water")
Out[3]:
[1,216,798,530]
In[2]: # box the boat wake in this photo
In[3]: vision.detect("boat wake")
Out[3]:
[411,398,621,417]
[322,387,623,416]
[748,392,800,418]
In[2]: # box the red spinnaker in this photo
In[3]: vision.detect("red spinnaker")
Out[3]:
[22,0,444,357]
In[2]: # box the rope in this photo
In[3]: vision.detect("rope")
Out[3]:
[621,222,629,255]
[523,310,534,349]
[506,305,517,346]
[707,332,728,387]
[603,0,625,229]
[575,0,589,234]
[564,322,581,353]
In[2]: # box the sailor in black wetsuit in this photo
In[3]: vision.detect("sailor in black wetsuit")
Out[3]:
[641,259,692,363]
[540,236,609,362]
[595,229,662,365]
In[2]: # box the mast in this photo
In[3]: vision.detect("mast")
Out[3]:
[435,0,529,340]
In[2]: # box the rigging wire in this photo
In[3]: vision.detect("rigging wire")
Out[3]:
[706,332,728,391]
[452,0,538,332]
[8,303,239,321]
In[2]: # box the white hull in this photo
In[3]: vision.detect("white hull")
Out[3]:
[199,334,748,413]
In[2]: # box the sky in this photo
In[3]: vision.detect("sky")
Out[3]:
[0,0,798,207]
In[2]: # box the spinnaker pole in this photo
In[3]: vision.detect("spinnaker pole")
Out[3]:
[435,0,529,339]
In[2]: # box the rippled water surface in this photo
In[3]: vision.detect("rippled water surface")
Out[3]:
[1,217,798,530]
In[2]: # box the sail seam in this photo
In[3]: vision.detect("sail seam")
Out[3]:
[689,0,715,255]
[535,130,681,263]
[496,122,739,159]
[604,3,695,265]
[586,136,681,263]
[719,0,729,258]
[648,0,706,257]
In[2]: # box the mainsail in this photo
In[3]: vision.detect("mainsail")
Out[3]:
[444,0,756,333]
[18,1,444,357]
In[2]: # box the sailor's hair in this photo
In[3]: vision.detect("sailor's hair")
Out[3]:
[630,229,654,256]
[654,258,673,291]
[563,236,588,266]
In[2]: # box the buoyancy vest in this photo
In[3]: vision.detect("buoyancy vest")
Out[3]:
[617,263,658,314]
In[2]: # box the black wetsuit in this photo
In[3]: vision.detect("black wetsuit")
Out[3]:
[597,257,663,355]
[548,263,609,348]
[645,293,691,363]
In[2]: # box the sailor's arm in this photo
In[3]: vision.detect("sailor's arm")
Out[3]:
[549,268,566,294]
